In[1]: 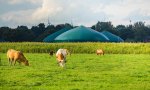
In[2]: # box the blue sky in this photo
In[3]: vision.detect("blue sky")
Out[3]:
[0,0,150,28]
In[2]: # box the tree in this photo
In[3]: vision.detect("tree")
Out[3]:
[31,26,39,37]
[17,26,28,30]
[55,24,65,30]
[133,22,148,42]
[35,24,56,42]
[92,21,115,33]
[31,23,46,38]
[115,25,134,41]
[38,23,45,31]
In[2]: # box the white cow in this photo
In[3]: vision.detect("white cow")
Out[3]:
[56,49,68,67]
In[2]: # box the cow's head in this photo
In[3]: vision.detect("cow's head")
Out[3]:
[57,53,65,67]
[24,60,29,66]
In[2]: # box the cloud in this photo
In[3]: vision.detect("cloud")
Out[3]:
[6,0,41,4]
[0,0,150,27]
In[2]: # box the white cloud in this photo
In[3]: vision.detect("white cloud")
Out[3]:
[7,0,41,4]
[0,0,150,27]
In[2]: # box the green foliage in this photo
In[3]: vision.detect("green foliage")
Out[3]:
[0,42,150,54]
[1,21,150,42]
[0,54,150,90]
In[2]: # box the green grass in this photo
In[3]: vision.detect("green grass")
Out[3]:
[1,42,150,54]
[0,53,150,90]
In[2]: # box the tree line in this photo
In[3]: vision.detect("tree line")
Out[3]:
[0,21,150,42]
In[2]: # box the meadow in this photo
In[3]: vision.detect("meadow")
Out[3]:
[0,42,150,90]
[0,53,150,90]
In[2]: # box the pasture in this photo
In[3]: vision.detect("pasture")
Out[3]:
[0,53,150,90]
[0,42,150,54]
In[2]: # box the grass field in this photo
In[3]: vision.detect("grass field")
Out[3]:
[0,53,150,90]
[1,42,150,54]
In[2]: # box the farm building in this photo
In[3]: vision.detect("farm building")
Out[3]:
[43,25,124,42]
[102,31,124,42]
[54,26,109,42]
[43,26,72,42]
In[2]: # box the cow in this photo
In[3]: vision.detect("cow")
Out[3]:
[63,49,71,56]
[56,49,68,67]
[96,49,104,55]
[49,50,54,56]
[7,49,29,66]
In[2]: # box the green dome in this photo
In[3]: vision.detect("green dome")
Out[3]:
[54,26,109,42]
[43,27,72,42]
[102,31,124,42]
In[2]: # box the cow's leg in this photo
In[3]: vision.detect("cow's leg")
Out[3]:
[10,58,14,66]
[59,61,65,67]
[58,60,63,67]
[18,61,21,65]
[8,58,11,65]
[13,59,16,66]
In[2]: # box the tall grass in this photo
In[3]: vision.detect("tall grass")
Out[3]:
[0,42,150,54]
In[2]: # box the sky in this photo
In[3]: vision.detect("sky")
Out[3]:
[0,0,150,28]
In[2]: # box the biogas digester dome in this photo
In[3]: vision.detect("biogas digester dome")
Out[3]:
[43,25,124,42]
[54,26,109,42]
[43,27,72,42]
[102,31,124,42]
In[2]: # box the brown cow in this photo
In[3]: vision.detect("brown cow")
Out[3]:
[7,49,29,66]
[96,49,104,55]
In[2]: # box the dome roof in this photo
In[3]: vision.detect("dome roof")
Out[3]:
[102,31,124,42]
[43,27,72,42]
[54,26,109,42]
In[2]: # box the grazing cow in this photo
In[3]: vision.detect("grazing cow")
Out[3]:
[56,49,68,67]
[7,49,29,66]
[49,50,54,56]
[96,49,104,55]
